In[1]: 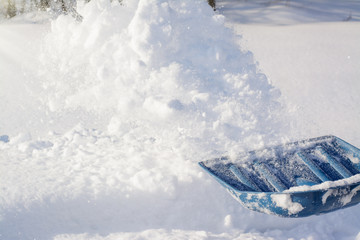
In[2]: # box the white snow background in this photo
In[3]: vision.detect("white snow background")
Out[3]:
[1,0,360,239]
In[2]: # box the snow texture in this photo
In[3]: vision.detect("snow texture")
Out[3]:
[1,0,360,239]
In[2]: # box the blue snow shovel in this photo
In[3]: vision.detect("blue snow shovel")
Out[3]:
[199,135,360,217]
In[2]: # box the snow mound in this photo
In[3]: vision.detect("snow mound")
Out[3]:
[40,0,285,154]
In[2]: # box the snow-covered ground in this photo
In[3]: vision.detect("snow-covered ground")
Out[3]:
[219,0,360,146]
[1,0,360,239]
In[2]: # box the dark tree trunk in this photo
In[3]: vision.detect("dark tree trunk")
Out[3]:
[208,0,216,10]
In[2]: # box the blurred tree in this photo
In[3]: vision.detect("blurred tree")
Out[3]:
[39,0,50,10]
[61,0,68,13]
[2,0,132,19]
[208,0,216,10]
[6,0,17,18]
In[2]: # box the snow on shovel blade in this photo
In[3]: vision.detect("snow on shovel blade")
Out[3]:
[199,135,360,217]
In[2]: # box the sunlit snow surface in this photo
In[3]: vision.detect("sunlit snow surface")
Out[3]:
[1,0,360,239]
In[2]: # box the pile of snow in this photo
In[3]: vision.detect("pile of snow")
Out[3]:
[39,0,285,152]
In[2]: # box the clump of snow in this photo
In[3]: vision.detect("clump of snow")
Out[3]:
[223,214,232,228]
[271,194,304,215]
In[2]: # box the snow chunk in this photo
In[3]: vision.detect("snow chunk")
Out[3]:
[224,214,232,228]
[271,194,304,215]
